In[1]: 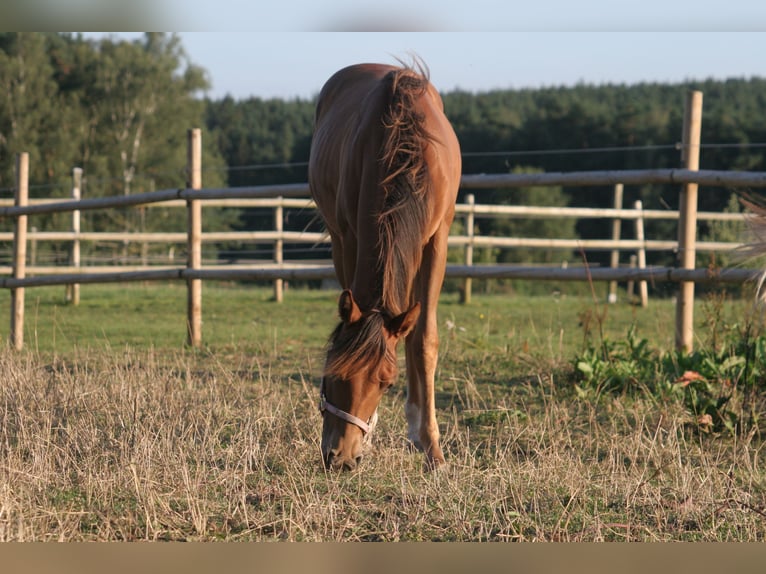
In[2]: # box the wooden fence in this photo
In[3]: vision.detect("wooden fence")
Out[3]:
[3,92,766,352]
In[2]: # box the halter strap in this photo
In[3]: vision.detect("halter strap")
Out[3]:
[319,390,372,434]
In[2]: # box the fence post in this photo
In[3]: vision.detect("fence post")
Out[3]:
[11,153,29,350]
[460,193,475,304]
[627,254,637,301]
[607,183,623,303]
[186,128,203,347]
[274,197,284,302]
[675,91,703,353]
[30,227,37,267]
[633,200,648,307]
[66,167,82,305]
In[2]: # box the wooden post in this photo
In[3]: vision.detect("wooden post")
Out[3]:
[607,183,623,303]
[274,197,284,302]
[66,167,82,305]
[675,91,703,353]
[460,193,475,304]
[11,153,29,350]
[627,254,637,301]
[187,128,203,347]
[29,227,37,267]
[633,200,648,307]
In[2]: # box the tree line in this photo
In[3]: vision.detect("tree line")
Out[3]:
[1,32,764,275]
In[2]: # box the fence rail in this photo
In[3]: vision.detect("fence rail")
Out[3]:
[4,93,766,351]
[0,214,748,253]
[1,263,759,290]
[2,167,766,219]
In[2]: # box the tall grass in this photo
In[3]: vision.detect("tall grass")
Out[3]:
[0,284,764,540]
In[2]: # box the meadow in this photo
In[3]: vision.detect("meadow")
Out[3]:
[0,282,765,541]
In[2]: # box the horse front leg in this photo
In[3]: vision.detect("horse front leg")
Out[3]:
[405,227,449,469]
[405,320,444,469]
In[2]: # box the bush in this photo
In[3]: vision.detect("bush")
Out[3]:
[574,299,766,435]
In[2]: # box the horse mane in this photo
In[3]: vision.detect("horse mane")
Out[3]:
[376,61,434,314]
[324,311,394,381]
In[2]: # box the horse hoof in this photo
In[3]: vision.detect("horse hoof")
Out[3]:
[423,455,447,472]
[407,439,424,452]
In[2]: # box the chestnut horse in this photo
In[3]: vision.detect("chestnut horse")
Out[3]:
[308,61,461,470]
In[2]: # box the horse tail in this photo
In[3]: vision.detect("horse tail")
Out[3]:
[377,62,433,313]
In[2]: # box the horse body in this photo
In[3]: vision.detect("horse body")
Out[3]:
[309,62,461,470]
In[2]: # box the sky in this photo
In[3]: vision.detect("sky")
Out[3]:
[84,31,766,99]
[14,0,766,33]
[6,0,764,101]
[85,31,766,102]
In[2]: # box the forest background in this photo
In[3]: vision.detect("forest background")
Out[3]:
[1,32,765,292]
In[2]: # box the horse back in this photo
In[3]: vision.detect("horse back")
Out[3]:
[308,62,461,310]
[309,62,459,227]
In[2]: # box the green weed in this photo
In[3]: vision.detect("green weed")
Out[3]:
[574,294,766,436]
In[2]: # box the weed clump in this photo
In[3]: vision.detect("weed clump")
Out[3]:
[574,292,766,435]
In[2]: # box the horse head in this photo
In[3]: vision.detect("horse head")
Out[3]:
[320,289,419,470]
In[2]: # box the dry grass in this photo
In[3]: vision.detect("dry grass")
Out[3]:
[1,336,765,541]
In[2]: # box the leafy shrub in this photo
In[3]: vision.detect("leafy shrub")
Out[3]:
[574,319,766,435]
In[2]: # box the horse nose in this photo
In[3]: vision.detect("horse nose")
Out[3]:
[325,450,362,471]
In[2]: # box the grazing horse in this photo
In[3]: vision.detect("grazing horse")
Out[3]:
[308,61,461,471]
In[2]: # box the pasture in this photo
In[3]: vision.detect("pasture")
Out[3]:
[0,283,765,541]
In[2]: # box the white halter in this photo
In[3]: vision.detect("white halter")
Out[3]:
[319,382,373,434]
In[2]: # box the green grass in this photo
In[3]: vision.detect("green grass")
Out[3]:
[0,281,729,357]
[1,282,765,541]
[0,282,332,354]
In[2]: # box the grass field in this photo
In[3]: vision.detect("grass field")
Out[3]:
[0,282,765,541]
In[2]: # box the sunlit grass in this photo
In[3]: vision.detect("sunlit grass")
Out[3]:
[0,283,764,540]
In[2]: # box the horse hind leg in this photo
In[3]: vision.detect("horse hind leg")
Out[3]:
[405,342,423,451]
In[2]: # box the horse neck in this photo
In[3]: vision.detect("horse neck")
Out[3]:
[350,210,414,317]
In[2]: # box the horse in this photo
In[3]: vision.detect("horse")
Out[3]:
[308,61,461,471]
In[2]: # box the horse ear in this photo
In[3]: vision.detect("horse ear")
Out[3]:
[338,289,363,324]
[387,303,421,339]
